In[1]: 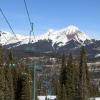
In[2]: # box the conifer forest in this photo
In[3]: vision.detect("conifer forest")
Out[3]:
[0,45,100,100]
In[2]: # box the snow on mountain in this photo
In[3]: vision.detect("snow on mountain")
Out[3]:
[0,31,30,45]
[39,25,91,46]
[0,25,91,46]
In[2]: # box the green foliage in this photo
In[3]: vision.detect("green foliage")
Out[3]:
[0,47,33,100]
[57,81,67,100]
[60,54,67,86]
[0,46,3,65]
[78,46,90,100]
[58,47,91,100]
[65,53,75,100]
[8,50,13,62]
[58,54,75,100]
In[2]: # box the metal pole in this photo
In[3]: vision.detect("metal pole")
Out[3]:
[33,63,36,100]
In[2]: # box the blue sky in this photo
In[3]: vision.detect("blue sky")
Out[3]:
[0,0,100,39]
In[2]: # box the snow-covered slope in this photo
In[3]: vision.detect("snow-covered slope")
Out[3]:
[39,25,91,46]
[0,25,91,46]
[0,31,30,45]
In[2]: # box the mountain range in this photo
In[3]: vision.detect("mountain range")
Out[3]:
[0,25,90,45]
[0,25,100,60]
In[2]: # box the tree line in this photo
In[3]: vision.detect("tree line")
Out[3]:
[57,46,94,100]
[0,46,32,100]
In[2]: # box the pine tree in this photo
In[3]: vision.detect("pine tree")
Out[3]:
[0,66,5,100]
[20,71,32,100]
[62,85,67,100]
[0,46,3,66]
[56,80,62,100]
[73,62,80,100]
[12,66,19,100]
[0,47,33,100]
[4,50,14,100]
[0,46,5,99]
[4,66,14,100]
[78,46,90,100]
[58,54,68,100]
[65,53,75,100]
[57,80,67,100]
[59,54,76,100]
[15,63,32,100]
[8,50,13,65]
[56,80,64,100]
[59,54,67,86]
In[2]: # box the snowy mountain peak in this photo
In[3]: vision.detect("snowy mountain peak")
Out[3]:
[40,25,91,46]
[65,25,79,33]
[48,29,54,33]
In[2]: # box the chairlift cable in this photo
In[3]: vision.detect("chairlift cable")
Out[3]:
[23,0,31,26]
[0,8,18,41]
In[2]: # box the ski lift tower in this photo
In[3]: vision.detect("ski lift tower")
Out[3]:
[30,62,41,100]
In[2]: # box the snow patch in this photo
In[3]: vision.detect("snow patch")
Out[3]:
[95,54,100,58]
[38,96,56,100]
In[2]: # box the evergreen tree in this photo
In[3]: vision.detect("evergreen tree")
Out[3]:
[12,66,18,100]
[20,71,32,100]
[4,50,14,100]
[0,47,33,100]
[73,62,80,100]
[65,53,75,100]
[59,54,76,100]
[8,50,13,64]
[57,80,67,100]
[78,46,90,100]
[62,85,67,100]
[15,63,32,100]
[56,80,62,100]
[59,54,67,86]
[0,46,3,66]
[56,80,64,100]
[0,66,5,99]
[4,66,14,100]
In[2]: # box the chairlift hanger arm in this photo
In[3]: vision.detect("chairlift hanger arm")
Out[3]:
[24,0,34,36]
[24,0,36,43]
